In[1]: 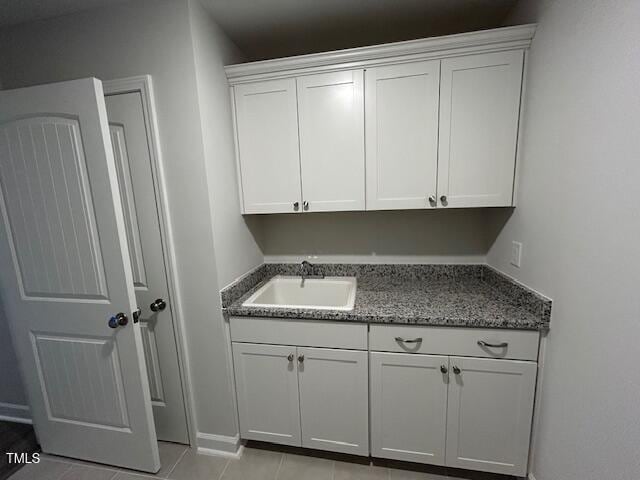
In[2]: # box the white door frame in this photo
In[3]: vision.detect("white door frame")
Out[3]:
[103,75,195,447]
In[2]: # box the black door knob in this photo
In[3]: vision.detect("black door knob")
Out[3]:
[150,298,167,312]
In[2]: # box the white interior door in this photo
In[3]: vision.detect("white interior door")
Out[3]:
[370,352,448,465]
[297,70,365,212]
[437,51,524,208]
[232,342,301,446]
[234,79,302,214]
[365,61,440,210]
[0,79,160,472]
[297,347,368,456]
[105,90,188,444]
[446,357,536,476]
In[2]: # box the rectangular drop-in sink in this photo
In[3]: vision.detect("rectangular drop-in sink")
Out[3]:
[242,276,357,311]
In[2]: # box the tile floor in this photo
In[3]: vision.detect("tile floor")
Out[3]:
[9,442,515,480]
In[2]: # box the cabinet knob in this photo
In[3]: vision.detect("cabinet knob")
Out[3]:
[293,201,300,211]
[287,353,294,362]
[298,354,305,363]
[428,195,436,205]
[440,195,447,205]
[303,201,309,211]
[452,366,461,375]
[440,364,448,374]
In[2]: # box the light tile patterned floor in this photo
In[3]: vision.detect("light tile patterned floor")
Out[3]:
[9,442,514,480]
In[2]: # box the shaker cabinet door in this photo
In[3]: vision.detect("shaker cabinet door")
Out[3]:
[232,342,302,446]
[297,70,365,212]
[370,352,449,465]
[365,61,440,210]
[446,356,536,476]
[234,79,302,214]
[438,51,524,208]
[297,347,369,455]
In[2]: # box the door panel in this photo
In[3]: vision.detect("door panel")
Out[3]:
[370,352,448,465]
[0,78,159,472]
[438,51,523,207]
[297,70,365,212]
[232,342,301,446]
[297,347,368,455]
[365,61,440,210]
[446,357,536,476]
[105,91,188,444]
[234,79,302,214]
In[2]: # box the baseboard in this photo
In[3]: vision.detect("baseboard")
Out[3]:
[0,402,31,424]
[195,432,242,458]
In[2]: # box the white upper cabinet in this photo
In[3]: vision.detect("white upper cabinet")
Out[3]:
[365,61,440,210]
[297,70,365,212]
[437,50,524,208]
[233,79,302,214]
[227,26,535,214]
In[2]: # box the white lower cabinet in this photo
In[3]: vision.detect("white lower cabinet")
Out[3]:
[370,352,448,465]
[232,341,369,455]
[445,356,537,476]
[232,343,301,446]
[231,319,537,476]
[298,348,369,455]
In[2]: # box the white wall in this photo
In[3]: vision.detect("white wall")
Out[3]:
[492,1,640,479]
[260,209,492,264]
[188,0,264,288]
[0,0,245,446]
[0,299,29,421]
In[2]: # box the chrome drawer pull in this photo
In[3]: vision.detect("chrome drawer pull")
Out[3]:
[478,340,508,348]
[395,336,422,344]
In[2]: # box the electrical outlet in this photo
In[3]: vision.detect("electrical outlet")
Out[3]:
[511,241,523,268]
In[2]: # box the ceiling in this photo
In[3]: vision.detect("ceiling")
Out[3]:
[0,0,519,61]
[202,0,520,61]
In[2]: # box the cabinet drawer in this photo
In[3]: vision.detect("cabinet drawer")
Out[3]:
[370,325,538,361]
[230,316,368,350]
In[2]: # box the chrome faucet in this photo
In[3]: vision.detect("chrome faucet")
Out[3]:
[300,260,323,285]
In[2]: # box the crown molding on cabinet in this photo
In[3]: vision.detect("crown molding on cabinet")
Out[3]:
[225,24,536,84]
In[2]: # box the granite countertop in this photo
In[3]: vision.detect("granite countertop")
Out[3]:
[223,264,551,331]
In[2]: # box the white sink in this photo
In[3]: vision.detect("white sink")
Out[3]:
[242,275,357,311]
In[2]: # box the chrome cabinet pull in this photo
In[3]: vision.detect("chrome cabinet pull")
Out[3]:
[303,201,309,211]
[452,365,461,375]
[293,201,300,211]
[298,354,304,363]
[428,195,436,205]
[440,195,447,204]
[477,340,509,348]
[395,336,423,344]
[440,364,448,374]
[287,353,294,362]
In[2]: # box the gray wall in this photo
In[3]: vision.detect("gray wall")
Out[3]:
[189,1,264,289]
[492,1,640,479]
[0,300,28,418]
[259,209,494,264]
[0,0,244,443]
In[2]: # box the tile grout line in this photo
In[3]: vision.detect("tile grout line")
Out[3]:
[164,446,189,479]
[216,457,232,480]
[54,461,74,480]
[273,452,285,480]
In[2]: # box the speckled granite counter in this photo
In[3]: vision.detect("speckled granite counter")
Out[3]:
[221,264,551,331]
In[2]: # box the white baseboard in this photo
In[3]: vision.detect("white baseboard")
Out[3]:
[195,432,242,458]
[0,402,31,424]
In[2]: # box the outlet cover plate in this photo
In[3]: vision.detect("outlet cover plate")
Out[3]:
[511,241,523,268]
